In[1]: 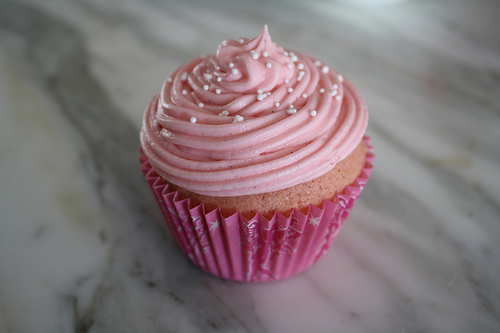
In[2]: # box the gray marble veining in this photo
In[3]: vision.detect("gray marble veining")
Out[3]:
[1,0,499,332]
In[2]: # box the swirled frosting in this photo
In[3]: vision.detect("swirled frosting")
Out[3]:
[140,26,368,196]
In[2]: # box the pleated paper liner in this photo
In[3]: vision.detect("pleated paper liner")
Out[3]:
[140,136,374,282]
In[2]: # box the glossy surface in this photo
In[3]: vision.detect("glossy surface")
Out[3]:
[1,0,499,332]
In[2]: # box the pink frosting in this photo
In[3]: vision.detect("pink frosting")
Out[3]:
[140,26,368,196]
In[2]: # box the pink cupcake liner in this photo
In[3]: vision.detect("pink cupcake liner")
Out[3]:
[140,136,374,282]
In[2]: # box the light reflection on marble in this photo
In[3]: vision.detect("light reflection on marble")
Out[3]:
[1,0,499,332]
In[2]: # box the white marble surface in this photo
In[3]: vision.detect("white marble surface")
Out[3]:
[1,0,499,332]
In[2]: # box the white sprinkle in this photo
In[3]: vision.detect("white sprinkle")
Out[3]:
[181,72,188,81]
[166,77,172,82]
[218,110,229,116]
[262,51,269,57]
[233,115,244,123]
[290,54,298,62]
[266,92,271,96]
[287,63,293,69]
[319,88,325,93]
[266,62,272,68]
[257,93,266,101]
[239,38,245,44]
[338,74,344,82]
[335,95,341,100]
[198,102,204,107]
[216,89,221,94]
[284,79,289,83]
[229,62,234,68]
[275,102,280,107]
[333,84,338,89]
[217,77,222,82]
[160,128,173,138]
[297,63,304,70]
[286,108,297,115]
[302,93,308,98]
[315,60,321,66]
[182,89,188,95]
[203,84,209,91]
[283,51,289,56]
[231,68,239,75]
[257,89,263,94]
[250,50,258,59]
[190,117,197,123]
[322,66,329,74]
[331,90,338,96]
[289,104,294,108]
[204,73,212,80]
[297,70,305,81]
[310,110,317,116]
[287,87,293,93]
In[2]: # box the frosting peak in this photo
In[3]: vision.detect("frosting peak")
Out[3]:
[140,26,368,196]
[206,25,294,96]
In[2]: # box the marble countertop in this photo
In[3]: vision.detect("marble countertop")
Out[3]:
[1,0,499,332]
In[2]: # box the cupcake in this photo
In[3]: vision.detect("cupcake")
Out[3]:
[140,25,373,282]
